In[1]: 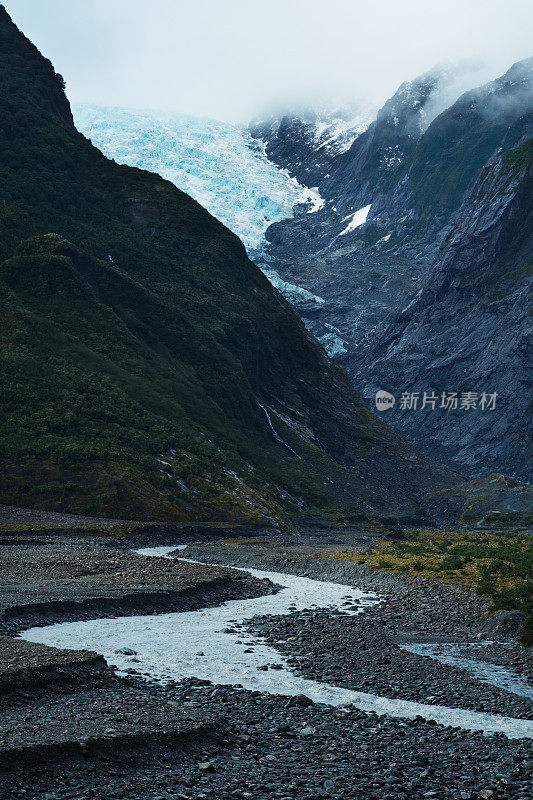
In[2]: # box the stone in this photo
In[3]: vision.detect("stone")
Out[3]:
[290,694,314,707]
[492,610,527,637]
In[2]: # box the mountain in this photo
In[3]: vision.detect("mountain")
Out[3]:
[249,103,376,193]
[364,137,533,477]
[73,103,327,317]
[251,61,533,479]
[0,6,457,523]
[249,66,484,362]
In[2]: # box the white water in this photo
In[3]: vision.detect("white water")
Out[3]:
[400,642,533,701]
[139,545,189,556]
[21,546,533,739]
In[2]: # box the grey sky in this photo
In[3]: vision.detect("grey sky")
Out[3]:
[5,0,533,121]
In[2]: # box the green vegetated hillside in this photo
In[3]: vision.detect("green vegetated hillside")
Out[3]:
[0,6,456,522]
[408,61,533,223]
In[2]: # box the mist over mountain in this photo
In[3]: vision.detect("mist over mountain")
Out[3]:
[7,0,533,121]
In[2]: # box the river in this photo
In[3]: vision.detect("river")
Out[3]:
[21,545,533,740]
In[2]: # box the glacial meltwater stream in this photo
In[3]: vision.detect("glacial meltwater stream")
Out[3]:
[21,545,533,739]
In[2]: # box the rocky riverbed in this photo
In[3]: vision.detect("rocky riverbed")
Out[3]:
[1,524,532,799]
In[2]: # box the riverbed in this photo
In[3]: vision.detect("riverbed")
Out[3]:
[21,544,533,739]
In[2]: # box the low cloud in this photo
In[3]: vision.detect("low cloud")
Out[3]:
[6,0,533,121]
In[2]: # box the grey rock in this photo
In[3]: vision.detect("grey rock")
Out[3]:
[290,694,314,707]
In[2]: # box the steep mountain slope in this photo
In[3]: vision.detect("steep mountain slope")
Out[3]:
[252,61,533,478]
[0,6,456,522]
[319,67,454,213]
[251,65,487,215]
[250,67,479,360]
[249,103,376,193]
[370,58,533,242]
[363,139,533,478]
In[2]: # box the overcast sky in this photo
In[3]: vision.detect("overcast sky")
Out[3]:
[6,0,533,121]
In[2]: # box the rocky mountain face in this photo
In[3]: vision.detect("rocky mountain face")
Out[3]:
[251,61,533,480]
[0,6,459,523]
[365,138,533,478]
[249,103,376,193]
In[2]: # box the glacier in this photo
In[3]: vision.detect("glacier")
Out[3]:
[73,103,322,251]
[73,102,374,358]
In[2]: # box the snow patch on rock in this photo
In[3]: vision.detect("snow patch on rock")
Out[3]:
[340,204,372,236]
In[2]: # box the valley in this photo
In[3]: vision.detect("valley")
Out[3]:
[0,6,530,800]
[74,62,533,482]
[251,62,533,480]
[1,522,532,799]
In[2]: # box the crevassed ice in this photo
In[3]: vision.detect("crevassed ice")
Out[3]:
[262,268,325,305]
[74,103,322,251]
[21,547,533,739]
[318,324,347,356]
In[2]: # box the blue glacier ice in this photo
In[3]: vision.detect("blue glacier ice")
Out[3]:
[73,103,322,251]
[73,103,377,357]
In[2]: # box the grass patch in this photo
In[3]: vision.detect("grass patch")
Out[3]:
[461,511,533,528]
[321,529,533,645]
